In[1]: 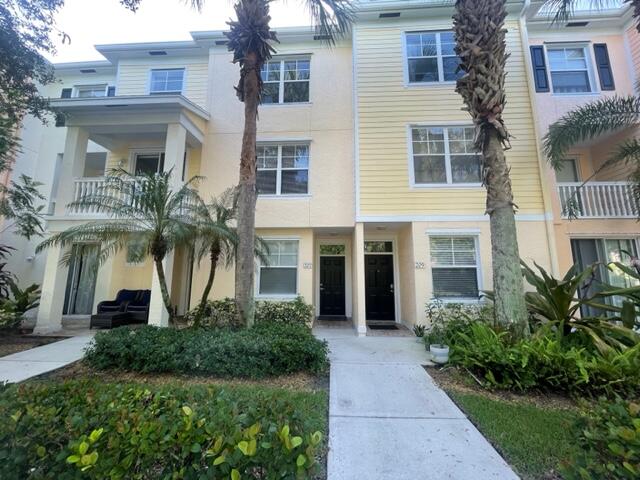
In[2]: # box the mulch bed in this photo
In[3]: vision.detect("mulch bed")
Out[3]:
[0,333,68,358]
[425,364,577,411]
[45,360,330,393]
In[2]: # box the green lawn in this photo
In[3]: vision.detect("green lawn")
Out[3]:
[448,391,580,479]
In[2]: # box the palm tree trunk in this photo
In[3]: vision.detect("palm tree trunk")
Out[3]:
[235,50,259,328]
[484,127,529,337]
[153,256,174,322]
[199,243,220,310]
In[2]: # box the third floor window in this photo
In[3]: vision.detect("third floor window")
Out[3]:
[257,144,309,195]
[149,68,185,94]
[405,31,462,84]
[547,46,593,93]
[261,59,310,103]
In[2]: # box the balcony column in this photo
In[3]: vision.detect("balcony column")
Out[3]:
[34,244,68,334]
[92,255,115,315]
[353,223,367,336]
[148,123,186,327]
[55,127,89,216]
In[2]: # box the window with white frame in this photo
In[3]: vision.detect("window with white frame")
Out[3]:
[411,126,481,185]
[547,46,593,93]
[133,152,165,176]
[405,31,461,84]
[261,59,310,103]
[257,144,309,195]
[75,84,108,98]
[259,239,298,295]
[430,236,480,299]
[149,69,185,94]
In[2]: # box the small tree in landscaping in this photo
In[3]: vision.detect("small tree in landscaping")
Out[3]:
[36,169,201,321]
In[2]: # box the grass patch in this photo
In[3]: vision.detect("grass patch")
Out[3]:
[448,390,579,479]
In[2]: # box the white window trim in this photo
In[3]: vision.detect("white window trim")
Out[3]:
[402,30,459,87]
[257,143,310,196]
[261,56,311,105]
[147,68,186,95]
[428,233,483,303]
[128,148,165,175]
[407,124,483,188]
[72,84,110,98]
[544,43,599,95]
[256,237,300,299]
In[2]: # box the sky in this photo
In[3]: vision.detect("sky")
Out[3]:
[48,0,311,63]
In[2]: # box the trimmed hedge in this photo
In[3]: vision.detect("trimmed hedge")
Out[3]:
[0,380,326,479]
[184,297,314,328]
[84,323,329,378]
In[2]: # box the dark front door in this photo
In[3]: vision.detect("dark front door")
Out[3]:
[365,254,395,321]
[320,256,346,316]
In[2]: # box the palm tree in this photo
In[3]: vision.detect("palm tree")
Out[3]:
[36,169,201,321]
[543,96,640,216]
[224,0,353,327]
[192,187,270,326]
[453,0,530,337]
[193,188,238,319]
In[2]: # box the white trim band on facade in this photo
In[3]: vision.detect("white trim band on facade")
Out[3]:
[356,213,554,222]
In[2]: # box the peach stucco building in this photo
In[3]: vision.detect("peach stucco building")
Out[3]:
[5,0,639,334]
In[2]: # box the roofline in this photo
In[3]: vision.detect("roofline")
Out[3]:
[95,40,199,53]
[53,60,115,70]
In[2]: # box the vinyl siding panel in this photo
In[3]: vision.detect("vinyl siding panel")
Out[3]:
[355,19,545,215]
[116,57,209,109]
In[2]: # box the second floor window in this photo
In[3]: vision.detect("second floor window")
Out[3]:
[150,69,185,94]
[134,152,165,176]
[261,59,310,103]
[405,31,461,84]
[257,144,309,195]
[410,126,481,185]
[76,84,108,97]
[547,46,592,93]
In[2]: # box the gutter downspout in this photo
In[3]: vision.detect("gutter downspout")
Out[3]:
[519,0,561,276]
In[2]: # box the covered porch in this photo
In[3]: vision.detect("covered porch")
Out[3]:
[34,95,207,333]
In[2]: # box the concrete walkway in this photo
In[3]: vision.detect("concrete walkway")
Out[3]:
[315,326,518,480]
[0,335,93,383]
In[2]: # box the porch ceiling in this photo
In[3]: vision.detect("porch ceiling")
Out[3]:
[50,95,208,149]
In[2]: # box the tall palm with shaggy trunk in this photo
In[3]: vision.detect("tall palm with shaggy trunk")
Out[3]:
[224,0,353,327]
[453,0,529,336]
[36,169,201,321]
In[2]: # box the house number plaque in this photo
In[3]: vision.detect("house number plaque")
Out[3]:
[415,262,425,269]
[303,263,313,269]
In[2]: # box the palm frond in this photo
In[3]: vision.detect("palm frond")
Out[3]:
[543,95,640,169]
[302,0,355,45]
[540,0,623,25]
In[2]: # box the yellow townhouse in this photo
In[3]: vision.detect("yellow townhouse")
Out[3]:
[13,0,635,336]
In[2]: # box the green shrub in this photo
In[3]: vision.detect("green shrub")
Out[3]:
[423,300,493,346]
[562,397,640,479]
[85,323,329,378]
[0,281,41,329]
[185,297,313,328]
[452,322,640,396]
[0,380,326,479]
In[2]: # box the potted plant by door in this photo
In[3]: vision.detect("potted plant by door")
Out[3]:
[412,324,426,343]
[424,329,449,364]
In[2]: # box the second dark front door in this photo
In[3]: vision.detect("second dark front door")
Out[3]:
[320,256,346,316]
[365,254,395,321]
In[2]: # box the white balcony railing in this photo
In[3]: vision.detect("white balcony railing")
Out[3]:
[68,177,108,215]
[557,182,638,219]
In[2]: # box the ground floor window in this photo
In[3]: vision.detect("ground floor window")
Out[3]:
[259,239,298,295]
[430,236,479,299]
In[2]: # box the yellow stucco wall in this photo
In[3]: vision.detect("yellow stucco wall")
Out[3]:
[355,18,545,216]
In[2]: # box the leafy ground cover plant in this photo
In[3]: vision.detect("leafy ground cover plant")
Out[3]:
[85,322,328,378]
[0,280,41,329]
[561,397,640,479]
[451,322,640,396]
[423,300,493,347]
[0,379,327,479]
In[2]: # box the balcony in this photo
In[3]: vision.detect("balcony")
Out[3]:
[557,182,638,219]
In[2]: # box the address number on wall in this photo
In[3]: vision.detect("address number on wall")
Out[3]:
[415,262,425,270]
[303,263,313,269]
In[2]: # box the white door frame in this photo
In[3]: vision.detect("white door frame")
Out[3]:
[362,234,401,323]
[315,237,353,319]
